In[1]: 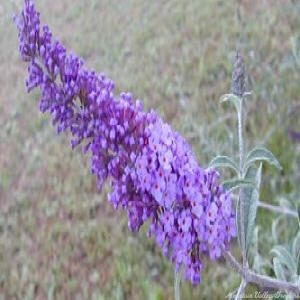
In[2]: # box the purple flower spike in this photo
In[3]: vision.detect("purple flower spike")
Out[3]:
[15,0,236,285]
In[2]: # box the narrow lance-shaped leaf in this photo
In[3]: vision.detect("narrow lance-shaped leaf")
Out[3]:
[246,164,262,258]
[220,93,242,116]
[244,145,282,173]
[273,257,286,281]
[271,216,284,245]
[253,226,259,256]
[292,231,300,259]
[297,251,300,276]
[271,245,297,275]
[249,226,261,272]
[297,203,300,228]
[236,164,262,259]
[222,178,255,192]
[209,155,239,175]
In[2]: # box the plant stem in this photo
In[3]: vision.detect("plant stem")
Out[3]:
[235,278,247,300]
[237,98,246,265]
[222,247,300,295]
[238,98,247,282]
[238,99,244,177]
[236,96,248,298]
[174,269,181,300]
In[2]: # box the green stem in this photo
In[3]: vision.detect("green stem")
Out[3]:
[174,269,181,300]
[235,278,247,300]
[238,100,244,176]
[237,97,247,266]
[237,96,248,299]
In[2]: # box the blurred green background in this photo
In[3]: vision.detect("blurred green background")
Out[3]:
[0,0,299,299]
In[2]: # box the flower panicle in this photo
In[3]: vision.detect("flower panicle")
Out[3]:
[15,0,236,285]
[231,50,247,98]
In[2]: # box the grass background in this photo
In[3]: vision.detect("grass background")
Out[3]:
[0,0,299,299]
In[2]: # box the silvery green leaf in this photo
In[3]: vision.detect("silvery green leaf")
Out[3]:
[220,93,242,116]
[292,231,300,259]
[252,253,272,274]
[209,155,239,174]
[271,245,297,275]
[236,164,262,258]
[271,216,284,244]
[252,255,262,274]
[222,178,255,192]
[249,226,260,270]
[273,257,286,281]
[297,204,300,227]
[235,197,242,252]
[245,164,262,258]
[253,226,259,255]
[244,145,282,172]
[297,251,300,276]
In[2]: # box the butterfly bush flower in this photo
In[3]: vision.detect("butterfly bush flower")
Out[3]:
[15,0,236,285]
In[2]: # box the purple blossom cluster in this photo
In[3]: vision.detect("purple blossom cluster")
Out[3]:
[15,0,236,284]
